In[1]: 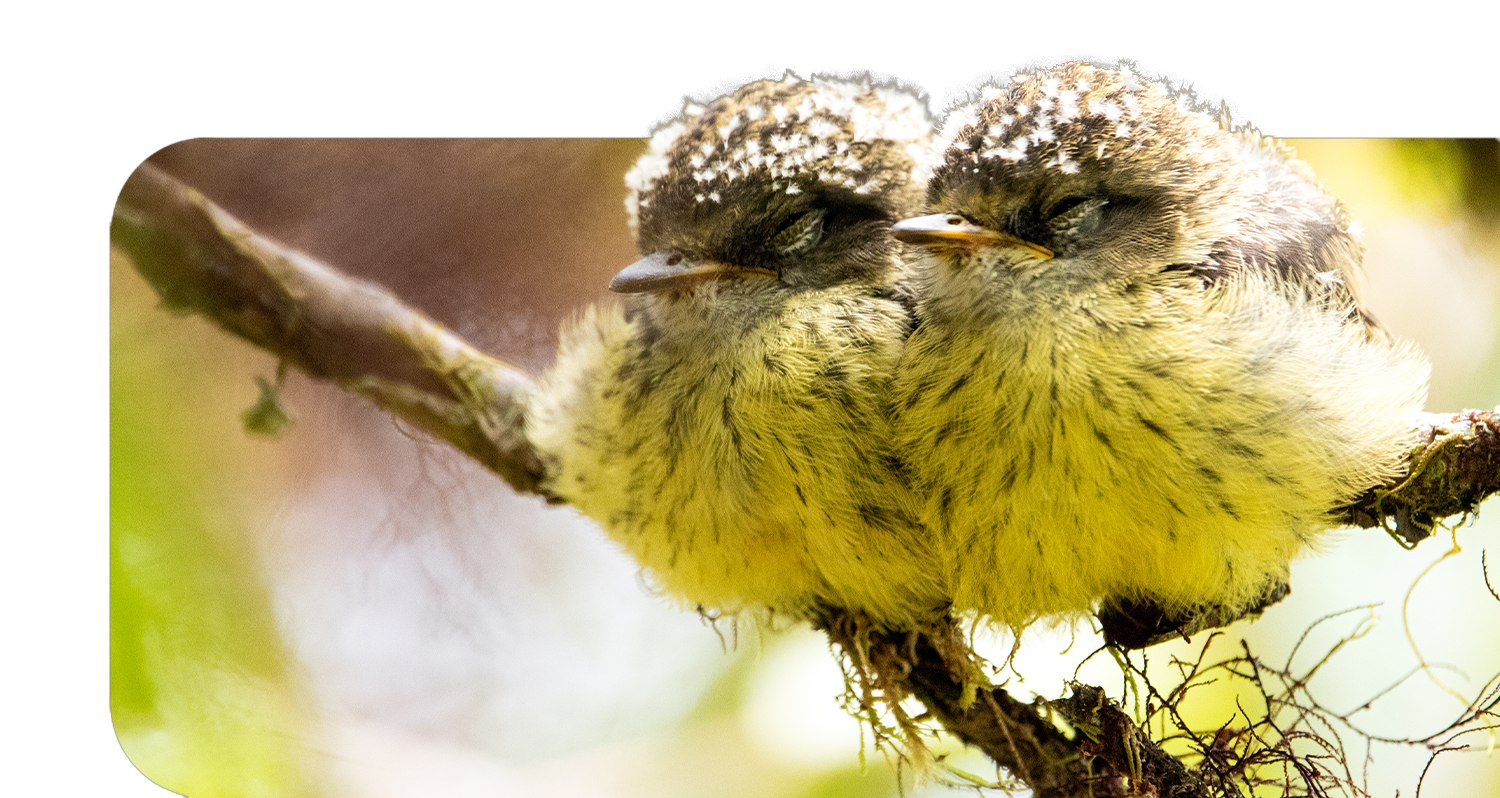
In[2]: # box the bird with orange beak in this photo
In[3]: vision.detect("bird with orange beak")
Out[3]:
[891,62,1429,646]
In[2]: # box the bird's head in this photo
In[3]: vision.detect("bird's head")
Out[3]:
[613,75,937,298]
[895,62,1358,295]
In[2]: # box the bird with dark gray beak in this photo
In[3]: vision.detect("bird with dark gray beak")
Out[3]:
[891,62,1430,647]
[529,76,949,627]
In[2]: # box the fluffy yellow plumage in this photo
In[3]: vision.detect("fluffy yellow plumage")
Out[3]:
[528,75,949,627]
[533,64,1431,647]
[892,63,1430,639]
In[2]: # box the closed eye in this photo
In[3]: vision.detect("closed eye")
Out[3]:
[769,209,827,256]
[1046,195,1093,219]
[1048,196,1109,239]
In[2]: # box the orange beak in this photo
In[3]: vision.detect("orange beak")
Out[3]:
[891,214,1054,261]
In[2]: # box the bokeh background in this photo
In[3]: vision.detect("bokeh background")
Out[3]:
[112,136,1500,797]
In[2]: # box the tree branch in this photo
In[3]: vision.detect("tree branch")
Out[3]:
[819,608,1216,798]
[1342,410,1500,546]
[112,162,551,499]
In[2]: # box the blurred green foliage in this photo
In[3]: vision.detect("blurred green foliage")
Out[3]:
[111,251,320,797]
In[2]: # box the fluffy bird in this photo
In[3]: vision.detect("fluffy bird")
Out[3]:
[529,76,948,627]
[891,62,1429,645]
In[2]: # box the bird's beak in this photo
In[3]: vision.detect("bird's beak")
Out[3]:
[608,251,777,294]
[891,214,1054,261]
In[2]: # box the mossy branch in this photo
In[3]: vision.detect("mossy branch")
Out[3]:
[1342,410,1500,546]
[112,162,551,499]
[819,609,1214,798]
